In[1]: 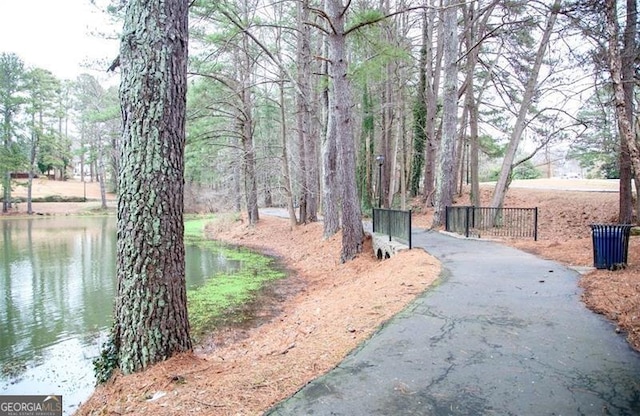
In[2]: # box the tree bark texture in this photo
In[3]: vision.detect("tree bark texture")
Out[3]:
[114,0,192,375]
[322,33,340,238]
[358,85,374,210]
[322,88,340,237]
[320,32,339,237]
[410,10,429,197]
[326,0,364,261]
[278,79,298,228]
[296,0,312,224]
[240,32,260,225]
[423,0,443,206]
[606,0,640,209]
[431,0,459,227]
[618,0,637,223]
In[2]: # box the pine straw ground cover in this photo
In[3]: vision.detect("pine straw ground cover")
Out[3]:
[76,216,440,415]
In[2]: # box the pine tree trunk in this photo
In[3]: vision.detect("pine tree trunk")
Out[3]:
[326,0,363,261]
[461,0,483,206]
[606,0,640,207]
[322,73,340,238]
[279,79,297,228]
[618,0,636,223]
[431,0,459,227]
[410,11,428,197]
[98,143,108,210]
[114,0,191,374]
[423,1,444,206]
[240,33,259,225]
[27,112,37,215]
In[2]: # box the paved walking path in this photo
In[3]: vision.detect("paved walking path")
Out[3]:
[266,228,640,415]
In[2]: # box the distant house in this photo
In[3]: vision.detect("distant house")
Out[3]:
[9,172,37,179]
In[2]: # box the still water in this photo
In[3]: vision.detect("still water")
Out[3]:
[0,216,239,414]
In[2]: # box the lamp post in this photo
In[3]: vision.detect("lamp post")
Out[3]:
[375,155,384,208]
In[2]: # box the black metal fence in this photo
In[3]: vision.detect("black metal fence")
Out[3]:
[372,208,412,249]
[445,206,538,240]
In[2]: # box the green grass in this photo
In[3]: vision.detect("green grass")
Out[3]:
[184,217,286,340]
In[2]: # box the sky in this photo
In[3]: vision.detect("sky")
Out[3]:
[0,0,120,82]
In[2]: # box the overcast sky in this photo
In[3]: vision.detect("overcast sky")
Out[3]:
[0,0,120,82]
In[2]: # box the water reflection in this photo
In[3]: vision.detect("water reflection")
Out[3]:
[0,216,238,414]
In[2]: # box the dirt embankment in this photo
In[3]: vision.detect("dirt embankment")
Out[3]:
[5,178,115,215]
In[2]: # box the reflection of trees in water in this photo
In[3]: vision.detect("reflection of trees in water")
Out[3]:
[0,217,245,374]
[0,217,116,367]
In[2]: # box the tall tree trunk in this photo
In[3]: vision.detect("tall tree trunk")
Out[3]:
[2,174,10,213]
[233,152,242,212]
[431,0,459,227]
[399,104,408,210]
[409,11,433,196]
[240,32,259,225]
[296,30,309,223]
[279,79,297,228]
[380,74,393,208]
[423,0,444,206]
[618,0,637,223]
[454,105,468,195]
[461,0,498,206]
[410,11,429,197]
[322,31,340,237]
[606,0,640,211]
[27,111,37,215]
[296,0,319,223]
[358,85,374,210]
[322,88,340,237]
[326,0,363,262]
[490,0,560,209]
[114,0,191,375]
[467,89,480,205]
[273,16,297,228]
[97,136,108,210]
[242,115,259,225]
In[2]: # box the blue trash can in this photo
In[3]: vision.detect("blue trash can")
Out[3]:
[590,224,633,270]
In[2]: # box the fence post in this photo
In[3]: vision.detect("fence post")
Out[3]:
[372,208,376,233]
[408,209,412,249]
[465,206,471,238]
[445,206,450,232]
[471,205,476,229]
[534,207,538,241]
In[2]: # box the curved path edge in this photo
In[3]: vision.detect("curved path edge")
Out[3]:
[266,228,640,415]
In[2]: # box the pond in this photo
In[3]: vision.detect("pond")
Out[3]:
[0,216,241,414]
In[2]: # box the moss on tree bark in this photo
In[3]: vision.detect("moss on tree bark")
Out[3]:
[113,0,192,375]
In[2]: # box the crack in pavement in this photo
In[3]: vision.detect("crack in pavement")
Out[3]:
[266,230,640,415]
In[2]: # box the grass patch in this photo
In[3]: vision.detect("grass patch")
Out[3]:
[9,195,90,203]
[184,217,286,341]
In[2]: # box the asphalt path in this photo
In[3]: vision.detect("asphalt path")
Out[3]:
[266,228,640,415]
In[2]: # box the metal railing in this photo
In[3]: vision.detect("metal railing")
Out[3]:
[372,208,412,249]
[445,206,538,240]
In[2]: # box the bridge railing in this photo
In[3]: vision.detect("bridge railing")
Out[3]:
[445,206,538,240]
[372,208,412,249]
